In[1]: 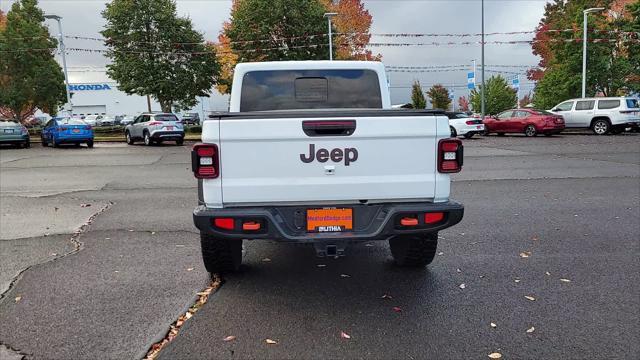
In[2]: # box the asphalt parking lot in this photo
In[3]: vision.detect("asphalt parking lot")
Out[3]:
[0,133,638,359]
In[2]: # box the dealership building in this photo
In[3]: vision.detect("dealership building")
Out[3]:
[63,70,230,118]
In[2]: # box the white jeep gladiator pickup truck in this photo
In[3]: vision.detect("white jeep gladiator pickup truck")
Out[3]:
[192,61,464,273]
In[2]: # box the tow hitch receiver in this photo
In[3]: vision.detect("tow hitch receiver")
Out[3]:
[314,242,346,257]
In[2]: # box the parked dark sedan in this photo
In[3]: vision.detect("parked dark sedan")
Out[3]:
[483,109,565,137]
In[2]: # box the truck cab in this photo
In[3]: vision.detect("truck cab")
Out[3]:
[192,61,464,273]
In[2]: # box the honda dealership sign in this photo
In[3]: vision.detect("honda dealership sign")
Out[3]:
[68,84,113,91]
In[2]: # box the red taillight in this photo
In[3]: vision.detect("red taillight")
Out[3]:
[60,126,69,131]
[148,121,162,126]
[214,218,234,230]
[192,143,219,179]
[425,212,444,224]
[465,120,475,125]
[438,139,463,173]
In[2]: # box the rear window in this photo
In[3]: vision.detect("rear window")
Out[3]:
[598,100,620,109]
[57,118,86,125]
[154,114,179,122]
[626,99,639,108]
[240,69,383,112]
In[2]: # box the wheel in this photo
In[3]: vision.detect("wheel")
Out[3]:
[450,126,457,137]
[24,140,30,148]
[143,131,152,146]
[52,137,60,148]
[497,132,505,136]
[463,132,474,139]
[524,124,537,137]
[41,135,48,147]
[389,233,438,267]
[125,131,134,145]
[483,128,491,136]
[176,138,184,146]
[87,140,94,148]
[200,234,242,274]
[592,119,610,135]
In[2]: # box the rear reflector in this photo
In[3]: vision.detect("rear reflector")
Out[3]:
[214,218,234,230]
[242,221,261,231]
[438,139,463,173]
[400,217,419,226]
[425,212,444,224]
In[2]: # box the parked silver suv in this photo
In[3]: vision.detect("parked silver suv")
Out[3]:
[125,113,184,146]
[549,97,639,135]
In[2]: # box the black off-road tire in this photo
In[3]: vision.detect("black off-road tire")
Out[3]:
[389,233,438,267]
[200,234,243,274]
[87,140,94,148]
[450,126,457,137]
[176,138,184,146]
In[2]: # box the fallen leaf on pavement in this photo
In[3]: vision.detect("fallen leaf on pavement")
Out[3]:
[80,203,91,208]
[514,279,521,283]
[525,295,536,301]
[187,268,194,271]
[519,252,531,258]
[175,244,185,247]
[531,236,538,241]
[488,352,502,359]
[437,252,444,256]
[526,326,535,333]
[392,306,402,313]
[340,274,350,278]
[490,322,497,328]
[151,231,156,235]
[340,331,351,339]
[51,253,57,256]
[316,264,326,268]
[223,335,236,342]
[15,296,21,303]
[381,294,393,299]
[459,283,466,289]
[456,268,462,273]
[185,312,193,319]
[265,339,278,345]
[560,278,571,283]
[545,271,551,276]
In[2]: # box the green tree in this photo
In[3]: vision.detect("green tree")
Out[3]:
[0,0,66,122]
[621,0,640,92]
[470,76,517,115]
[531,0,639,107]
[426,84,451,110]
[226,0,330,63]
[101,0,220,112]
[410,80,426,109]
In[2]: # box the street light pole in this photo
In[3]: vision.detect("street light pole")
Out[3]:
[44,15,72,115]
[324,12,338,61]
[481,0,486,121]
[582,7,604,98]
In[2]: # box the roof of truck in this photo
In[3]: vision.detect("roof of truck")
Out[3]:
[234,60,386,73]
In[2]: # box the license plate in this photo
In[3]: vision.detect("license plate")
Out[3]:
[72,129,80,133]
[307,208,353,233]
[3,129,13,134]
[166,126,174,130]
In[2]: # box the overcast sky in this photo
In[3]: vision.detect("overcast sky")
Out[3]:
[0,0,548,104]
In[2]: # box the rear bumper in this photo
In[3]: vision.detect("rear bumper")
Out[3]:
[150,131,184,140]
[193,201,464,242]
[57,136,93,143]
[0,135,29,143]
[455,124,485,135]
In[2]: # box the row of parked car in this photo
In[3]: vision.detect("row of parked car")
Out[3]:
[447,96,639,138]
[76,112,201,127]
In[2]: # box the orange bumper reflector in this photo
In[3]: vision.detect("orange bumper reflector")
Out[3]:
[400,217,419,226]
[242,222,261,231]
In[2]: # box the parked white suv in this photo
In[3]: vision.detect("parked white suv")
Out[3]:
[191,61,465,274]
[549,97,639,135]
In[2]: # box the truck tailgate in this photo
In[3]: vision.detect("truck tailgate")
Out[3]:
[211,111,444,205]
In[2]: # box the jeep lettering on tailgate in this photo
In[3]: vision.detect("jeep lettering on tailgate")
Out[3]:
[300,144,358,166]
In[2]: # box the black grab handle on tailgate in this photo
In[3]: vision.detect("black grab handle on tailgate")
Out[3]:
[302,120,356,137]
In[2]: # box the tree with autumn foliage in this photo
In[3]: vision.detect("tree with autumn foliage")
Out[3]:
[519,93,533,108]
[215,0,380,94]
[427,84,451,110]
[530,0,639,108]
[458,96,470,112]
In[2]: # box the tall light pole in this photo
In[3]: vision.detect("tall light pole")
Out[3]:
[582,7,604,98]
[44,14,72,115]
[481,0,486,121]
[324,12,338,60]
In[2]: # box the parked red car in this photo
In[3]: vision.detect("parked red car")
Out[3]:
[483,109,565,137]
